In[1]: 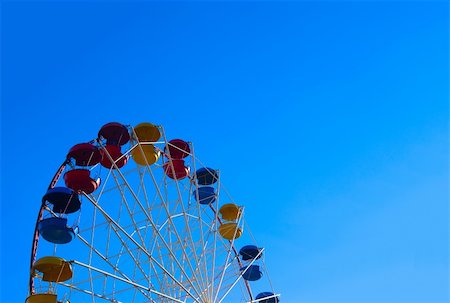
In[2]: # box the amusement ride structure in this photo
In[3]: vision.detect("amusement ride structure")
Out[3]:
[26,122,280,303]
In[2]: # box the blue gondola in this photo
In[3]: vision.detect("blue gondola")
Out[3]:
[193,186,216,205]
[256,292,279,303]
[38,217,77,244]
[195,168,219,185]
[240,265,262,281]
[239,245,262,261]
[43,187,81,214]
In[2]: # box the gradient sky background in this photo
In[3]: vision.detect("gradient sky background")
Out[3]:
[1,1,449,303]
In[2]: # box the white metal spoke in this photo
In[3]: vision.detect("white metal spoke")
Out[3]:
[99,139,203,298]
[213,208,244,303]
[71,260,183,303]
[129,135,207,297]
[83,192,202,303]
[217,248,265,303]
[76,233,157,302]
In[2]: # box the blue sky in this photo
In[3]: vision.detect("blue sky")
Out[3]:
[1,1,448,303]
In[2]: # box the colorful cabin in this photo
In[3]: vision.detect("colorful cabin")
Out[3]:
[193,186,216,205]
[163,159,190,180]
[98,122,130,146]
[25,294,58,303]
[240,265,262,281]
[134,123,161,142]
[43,187,80,214]
[100,145,128,169]
[64,169,100,194]
[239,245,262,261]
[32,256,73,282]
[218,223,242,240]
[256,292,279,303]
[131,145,160,166]
[166,139,190,159]
[195,167,219,185]
[38,217,76,244]
[219,204,241,221]
[66,143,101,166]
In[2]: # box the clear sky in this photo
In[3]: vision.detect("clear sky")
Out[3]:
[1,1,448,303]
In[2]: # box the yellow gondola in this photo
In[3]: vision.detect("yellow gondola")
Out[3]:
[25,294,57,303]
[219,223,242,240]
[134,123,161,142]
[219,204,241,221]
[32,256,73,282]
[131,145,160,165]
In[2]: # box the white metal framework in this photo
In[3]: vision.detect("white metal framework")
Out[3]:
[29,124,277,303]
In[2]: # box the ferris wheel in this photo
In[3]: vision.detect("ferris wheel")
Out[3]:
[26,122,280,303]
